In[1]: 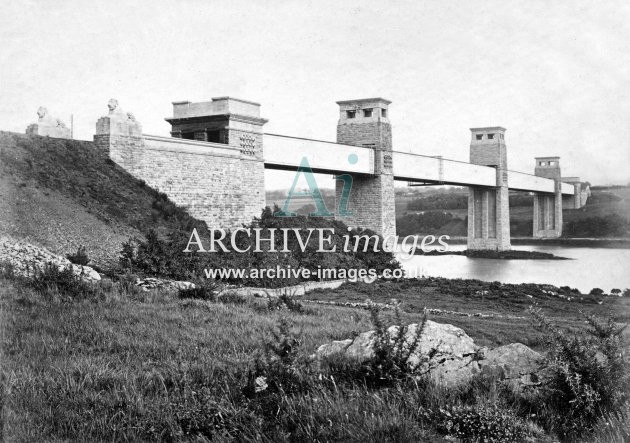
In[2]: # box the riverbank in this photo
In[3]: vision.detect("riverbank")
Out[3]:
[414,249,570,260]
[299,277,630,348]
[441,236,630,248]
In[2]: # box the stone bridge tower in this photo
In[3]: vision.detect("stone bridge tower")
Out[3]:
[467,127,511,250]
[533,157,563,237]
[335,98,396,238]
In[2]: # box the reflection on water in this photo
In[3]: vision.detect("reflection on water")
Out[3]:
[396,244,630,293]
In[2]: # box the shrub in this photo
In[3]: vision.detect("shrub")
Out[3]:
[244,318,311,400]
[590,287,604,296]
[267,292,305,313]
[530,308,630,439]
[367,301,427,385]
[423,404,531,442]
[324,300,427,387]
[119,206,400,286]
[66,245,90,266]
[624,288,630,297]
[30,262,96,300]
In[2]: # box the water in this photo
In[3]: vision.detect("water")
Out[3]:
[396,244,630,293]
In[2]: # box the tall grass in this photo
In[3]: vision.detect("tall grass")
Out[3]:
[1,272,628,442]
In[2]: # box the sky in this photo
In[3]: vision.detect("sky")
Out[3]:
[1,0,629,188]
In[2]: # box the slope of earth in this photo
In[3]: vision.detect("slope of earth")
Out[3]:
[0,131,205,270]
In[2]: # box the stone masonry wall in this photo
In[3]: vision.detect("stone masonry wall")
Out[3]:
[94,107,265,229]
[335,173,396,238]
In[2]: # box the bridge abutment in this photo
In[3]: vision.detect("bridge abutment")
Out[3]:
[467,127,511,251]
[94,98,267,229]
[334,98,396,238]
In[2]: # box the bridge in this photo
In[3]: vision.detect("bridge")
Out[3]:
[90,96,589,251]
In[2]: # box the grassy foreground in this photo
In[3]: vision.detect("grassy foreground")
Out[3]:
[1,275,629,442]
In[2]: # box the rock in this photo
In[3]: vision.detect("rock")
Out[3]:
[314,320,480,387]
[135,277,195,292]
[477,343,549,389]
[0,235,100,282]
[314,322,552,390]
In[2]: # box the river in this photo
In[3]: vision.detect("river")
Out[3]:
[396,244,630,293]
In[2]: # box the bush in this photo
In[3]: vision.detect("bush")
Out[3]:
[366,301,427,385]
[530,308,630,439]
[624,288,630,297]
[244,318,311,401]
[423,404,531,442]
[267,292,306,313]
[30,262,96,300]
[119,206,400,287]
[324,300,427,387]
[564,214,630,238]
[66,245,90,266]
[590,287,604,296]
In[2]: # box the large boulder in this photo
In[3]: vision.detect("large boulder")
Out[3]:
[0,236,100,282]
[314,320,480,387]
[314,321,551,389]
[477,343,550,389]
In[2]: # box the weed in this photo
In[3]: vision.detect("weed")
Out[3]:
[423,403,531,442]
[267,291,306,313]
[529,308,629,439]
[66,245,90,266]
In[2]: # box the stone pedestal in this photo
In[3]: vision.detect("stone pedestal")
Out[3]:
[25,107,71,139]
[93,99,145,170]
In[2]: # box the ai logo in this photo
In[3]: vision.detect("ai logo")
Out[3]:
[274,155,358,217]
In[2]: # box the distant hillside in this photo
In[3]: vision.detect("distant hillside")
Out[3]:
[0,132,206,269]
[395,185,630,237]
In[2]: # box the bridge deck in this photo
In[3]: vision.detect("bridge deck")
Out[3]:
[265,134,574,195]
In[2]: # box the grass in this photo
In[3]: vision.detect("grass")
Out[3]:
[299,278,630,349]
[1,275,628,441]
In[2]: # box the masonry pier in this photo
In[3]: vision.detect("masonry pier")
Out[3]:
[532,157,563,238]
[335,98,396,238]
[467,127,511,251]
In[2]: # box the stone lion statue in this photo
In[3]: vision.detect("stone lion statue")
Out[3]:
[37,106,48,120]
[107,98,119,114]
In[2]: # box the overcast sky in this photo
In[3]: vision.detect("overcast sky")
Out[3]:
[1,0,629,188]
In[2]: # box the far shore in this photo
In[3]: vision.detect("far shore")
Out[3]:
[405,236,630,248]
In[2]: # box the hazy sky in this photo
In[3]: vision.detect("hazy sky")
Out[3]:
[2,0,629,188]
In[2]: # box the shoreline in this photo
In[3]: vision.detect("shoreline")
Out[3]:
[414,249,570,260]
[419,236,630,248]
